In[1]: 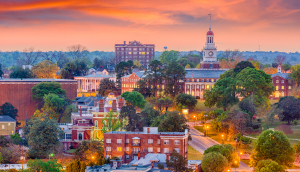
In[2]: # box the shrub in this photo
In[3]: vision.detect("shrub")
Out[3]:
[252,124,260,130]
[254,159,285,172]
[157,163,164,169]
[257,119,261,122]
[201,152,228,172]
[293,142,300,153]
[241,136,252,145]
[294,121,298,125]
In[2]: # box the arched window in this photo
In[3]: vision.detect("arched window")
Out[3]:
[78,133,83,141]
[207,37,209,43]
[95,120,98,127]
[94,131,98,139]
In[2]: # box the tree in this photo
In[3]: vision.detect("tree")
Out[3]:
[233,61,255,73]
[275,55,286,65]
[75,140,103,161]
[66,159,82,172]
[60,59,88,79]
[115,61,134,89]
[9,67,34,78]
[221,49,243,61]
[238,96,255,120]
[223,108,249,136]
[98,78,118,96]
[140,103,160,127]
[0,63,3,78]
[272,62,278,68]
[174,93,197,111]
[93,57,105,69]
[274,96,300,124]
[31,82,66,107]
[144,60,164,97]
[290,64,300,86]
[133,60,142,68]
[119,105,143,131]
[16,47,42,65]
[9,133,22,145]
[158,97,173,112]
[263,67,278,74]
[185,64,191,68]
[166,149,192,172]
[68,44,89,60]
[28,159,63,172]
[24,116,64,158]
[164,61,186,98]
[204,144,240,168]
[254,159,285,172]
[134,79,152,98]
[282,63,291,72]
[101,110,122,134]
[56,52,70,68]
[121,91,147,109]
[157,111,189,132]
[250,130,294,168]
[159,50,180,64]
[0,144,27,163]
[0,102,19,120]
[43,93,68,123]
[201,152,228,172]
[31,60,58,78]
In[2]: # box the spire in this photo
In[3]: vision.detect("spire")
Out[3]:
[208,13,212,31]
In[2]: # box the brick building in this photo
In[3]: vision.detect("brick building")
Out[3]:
[0,79,77,125]
[115,41,155,66]
[270,65,295,98]
[103,127,189,164]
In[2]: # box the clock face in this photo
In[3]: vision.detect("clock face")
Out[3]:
[209,51,214,56]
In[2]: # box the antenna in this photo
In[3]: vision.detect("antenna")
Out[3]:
[208,13,212,31]
[258,45,260,51]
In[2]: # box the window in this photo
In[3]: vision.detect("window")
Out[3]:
[126,139,129,143]
[157,148,160,152]
[117,139,122,144]
[164,140,169,145]
[66,134,72,140]
[126,155,129,159]
[174,140,180,145]
[126,147,129,151]
[174,148,180,153]
[2,125,4,129]
[282,86,284,90]
[197,79,199,82]
[276,86,279,90]
[117,147,122,151]
[276,80,279,83]
[282,80,284,83]
[157,139,160,144]
[78,133,83,141]
[164,148,169,153]
[206,79,209,82]
[95,120,98,127]
[148,139,153,144]
[106,139,111,143]
[201,79,204,82]
[106,147,111,151]
[212,79,214,82]
[148,147,153,153]
[289,86,292,89]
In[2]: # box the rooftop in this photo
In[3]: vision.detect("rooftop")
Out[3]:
[75,73,115,78]
[185,69,228,78]
[271,72,289,79]
[0,116,16,122]
[0,78,76,82]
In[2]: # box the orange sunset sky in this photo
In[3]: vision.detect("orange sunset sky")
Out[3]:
[0,0,299,52]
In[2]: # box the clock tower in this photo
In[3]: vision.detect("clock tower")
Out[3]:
[201,13,219,69]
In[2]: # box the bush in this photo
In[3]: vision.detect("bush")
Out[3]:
[157,163,164,169]
[196,96,200,99]
[257,119,261,123]
[66,159,86,172]
[293,142,300,153]
[254,159,285,172]
[201,152,228,172]
[241,136,252,145]
[252,123,260,130]
[294,121,298,125]
[28,159,62,172]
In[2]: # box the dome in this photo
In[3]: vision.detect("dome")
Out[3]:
[207,31,214,35]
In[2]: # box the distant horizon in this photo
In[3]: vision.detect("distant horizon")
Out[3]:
[0,0,299,52]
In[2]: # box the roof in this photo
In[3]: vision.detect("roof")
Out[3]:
[132,154,166,166]
[105,131,185,135]
[185,69,227,78]
[0,116,16,122]
[123,71,145,78]
[271,72,289,79]
[207,30,214,35]
[0,79,76,82]
[188,160,202,165]
[76,73,115,78]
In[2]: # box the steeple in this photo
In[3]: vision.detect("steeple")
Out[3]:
[208,13,212,31]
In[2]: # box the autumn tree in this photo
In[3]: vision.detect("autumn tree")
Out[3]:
[75,140,103,161]
[263,67,278,74]
[290,64,300,86]
[31,60,59,78]
[133,60,142,68]
[98,78,118,96]
[274,55,286,65]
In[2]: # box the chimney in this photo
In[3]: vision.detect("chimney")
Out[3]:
[147,128,150,134]
[112,100,117,112]
[167,155,169,160]
[99,100,104,112]
[278,65,282,73]
[118,98,124,109]
[138,152,140,160]
[80,106,82,116]
[143,153,145,159]
[124,41,126,45]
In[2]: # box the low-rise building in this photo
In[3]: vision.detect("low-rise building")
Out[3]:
[0,116,16,135]
[103,127,189,164]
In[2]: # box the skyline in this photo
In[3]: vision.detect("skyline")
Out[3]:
[0,0,299,52]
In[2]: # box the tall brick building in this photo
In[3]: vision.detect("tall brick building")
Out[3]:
[0,79,77,125]
[270,65,295,98]
[103,127,189,164]
[115,41,155,66]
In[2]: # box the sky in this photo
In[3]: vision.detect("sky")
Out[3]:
[0,0,299,52]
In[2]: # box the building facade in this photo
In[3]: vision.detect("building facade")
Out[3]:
[0,116,16,135]
[115,41,155,66]
[0,79,77,125]
[270,65,295,98]
[103,127,189,164]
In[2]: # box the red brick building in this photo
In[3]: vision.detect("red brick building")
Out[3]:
[270,65,295,98]
[115,41,155,66]
[103,127,189,163]
[0,79,77,125]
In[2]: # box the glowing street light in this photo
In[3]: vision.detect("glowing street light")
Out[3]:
[222,134,224,144]
[49,153,54,160]
[182,109,189,118]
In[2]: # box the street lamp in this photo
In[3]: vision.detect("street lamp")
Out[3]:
[49,153,54,160]
[206,125,209,137]
[234,161,237,172]
[222,134,224,144]
[194,115,196,127]
[182,109,189,118]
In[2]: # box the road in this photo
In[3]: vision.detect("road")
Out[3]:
[187,122,251,171]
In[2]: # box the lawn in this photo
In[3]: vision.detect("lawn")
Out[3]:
[66,149,76,154]
[188,146,204,160]
[194,100,219,111]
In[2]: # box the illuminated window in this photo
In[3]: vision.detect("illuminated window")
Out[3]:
[212,85,214,88]
[106,147,111,151]
[157,85,159,89]
[212,79,214,82]
[192,91,195,96]
[129,52,132,54]
[187,91,190,94]
[289,86,292,89]
[117,147,122,151]
[282,86,284,89]
[276,80,279,83]
[162,85,164,89]
[109,101,112,105]
[148,147,153,153]
[206,85,210,89]
[276,86,278,90]
[282,80,284,83]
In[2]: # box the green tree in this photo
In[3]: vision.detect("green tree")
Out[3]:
[254,159,285,172]
[60,59,88,79]
[9,133,22,145]
[0,63,3,78]
[201,152,228,172]
[238,96,256,120]
[115,61,134,89]
[24,116,64,158]
[250,130,294,168]
[144,60,164,97]
[121,91,147,109]
[166,149,192,172]
[0,102,19,120]
[133,60,142,68]
[101,110,122,134]
[9,67,34,78]
[174,93,197,111]
[119,105,143,131]
[31,82,66,107]
[140,102,160,127]
[93,57,105,69]
[290,64,300,86]
[31,60,59,78]
[134,79,152,98]
[157,111,189,132]
[274,96,300,124]
[204,144,240,168]
[281,63,291,72]
[43,93,68,123]
[98,78,118,96]
[158,97,173,112]
[159,50,180,64]
[75,140,103,161]
[27,159,63,172]
[164,61,186,98]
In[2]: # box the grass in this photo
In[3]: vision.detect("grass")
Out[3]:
[66,149,76,153]
[188,146,204,160]
[194,100,218,111]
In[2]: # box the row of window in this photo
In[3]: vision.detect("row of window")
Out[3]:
[186,79,216,82]
[186,85,213,89]
[275,80,285,83]
[275,86,292,90]
[117,52,152,55]
[106,147,179,154]
[106,139,180,145]
[62,134,72,140]
[116,48,154,51]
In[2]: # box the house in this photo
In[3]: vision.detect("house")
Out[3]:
[0,116,16,135]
